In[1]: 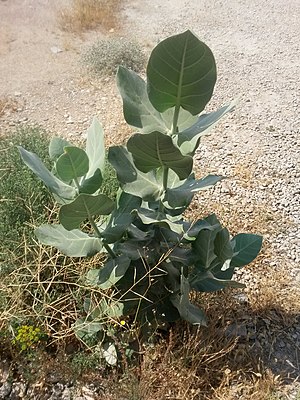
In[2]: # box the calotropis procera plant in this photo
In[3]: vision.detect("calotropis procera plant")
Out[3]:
[19,30,262,342]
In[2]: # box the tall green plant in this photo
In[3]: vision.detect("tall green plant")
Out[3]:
[19,30,262,341]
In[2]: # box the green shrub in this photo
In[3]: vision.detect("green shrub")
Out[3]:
[0,127,52,270]
[82,37,146,76]
[19,31,262,365]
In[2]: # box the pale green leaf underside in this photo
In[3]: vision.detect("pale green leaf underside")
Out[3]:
[35,224,102,257]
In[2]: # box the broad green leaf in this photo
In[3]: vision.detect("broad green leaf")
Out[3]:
[85,117,105,178]
[102,192,141,243]
[231,233,263,267]
[184,218,219,241]
[79,169,102,194]
[147,30,216,115]
[108,146,162,201]
[171,273,207,325]
[35,224,102,257]
[98,255,131,289]
[190,270,245,292]
[177,101,236,155]
[214,228,233,266]
[59,193,114,230]
[56,146,89,182]
[127,131,193,180]
[138,208,184,234]
[49,137,71,160]
[165,174,223,208]
[192,215,222,268]
[117,66,168,133]
[18,146,76,200]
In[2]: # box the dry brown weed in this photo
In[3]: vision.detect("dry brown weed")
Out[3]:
[58,0,122,33]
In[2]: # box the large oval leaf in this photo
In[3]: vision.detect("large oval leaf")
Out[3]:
[59,193,115,230]
[85,117,105,179]
[56,146,89,182]
[147,30,216,115]
[127,131,193,180]
[35,224,102,257]
[230,233,263,267]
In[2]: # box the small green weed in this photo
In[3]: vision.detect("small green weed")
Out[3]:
[82,37,146,76]
[13,325,45,352]
[0,126,52,271]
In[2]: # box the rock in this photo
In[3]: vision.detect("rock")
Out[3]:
[50,46,63,54]
[0,381,12,398]
[9,382,27,399]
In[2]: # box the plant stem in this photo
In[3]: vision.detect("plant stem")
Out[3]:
[171,103,180,135]
[89,216,116,259]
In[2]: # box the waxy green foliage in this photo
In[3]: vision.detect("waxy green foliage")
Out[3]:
[19,30,262,345]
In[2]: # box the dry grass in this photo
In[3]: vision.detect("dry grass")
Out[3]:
[0,96,18,117]
[58,0,122,33]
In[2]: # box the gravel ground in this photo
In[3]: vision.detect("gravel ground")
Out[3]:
[0,0,299,398]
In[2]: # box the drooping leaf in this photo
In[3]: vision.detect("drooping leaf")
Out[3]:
[102,192,141,243]
[79,168,103,194]
[18,146,76,200]
[49,137,71,160]
[176,101,236,155]
[117,66,168,133]
[171,273,207,325]
[190,270,245,292]
[165,174,223,208]
[59,193,114,230]
[231,233,263,267]
[127,131,193,180]
[85,117,105,178]
[35,224,102,257]
[147,30,216,115]
[108,146,162,201]
[98,255,131,289]
[56,146,89,182]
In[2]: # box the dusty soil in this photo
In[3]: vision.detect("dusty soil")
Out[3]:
[0,0,299,398]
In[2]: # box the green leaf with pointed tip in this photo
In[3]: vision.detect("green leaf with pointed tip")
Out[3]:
[117,66,168,133]
[165,174,223,208]
[59,193,114,230]
[98,255,131,289]
[127,131,193,180]
[147,30,216,115]
[214,227,234,266]
[49,137,71,160]
[171,273,207,325]
[18,146,76,200]
[56,146,89,182]
[177,101,236,155]
[190,270,245,292]
[79,168,102,194]
[86,117,105,178]
[108,146,162,201]
[231,233,263,267]
[35,224,102,257]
